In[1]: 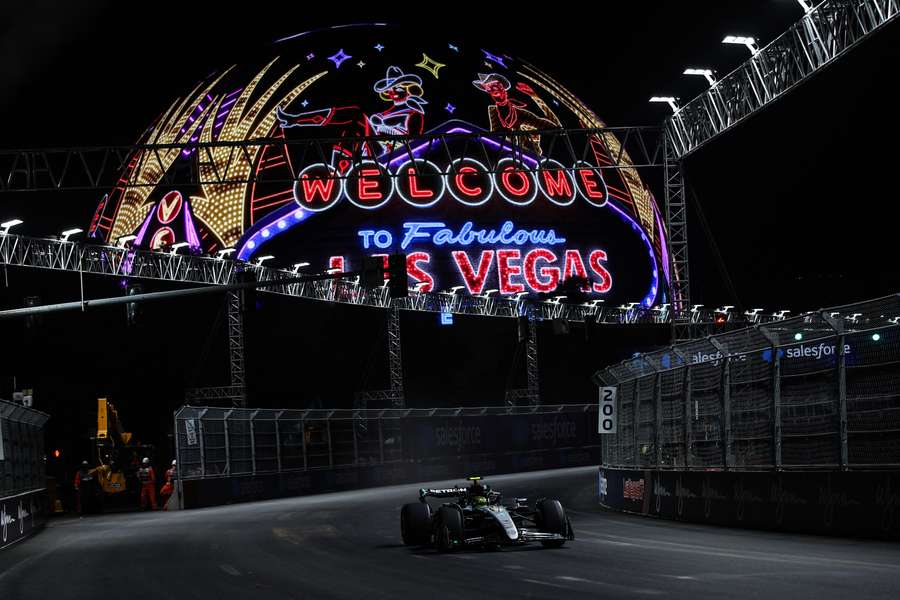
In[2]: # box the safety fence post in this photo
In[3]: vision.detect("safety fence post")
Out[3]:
[822,312,849,469]
[759,327,782,470]
[274,410,283,473]
[223,409,232,475]
[198,408,207,477]
[378,415,385,464]
[326,414,333,469]
[301,414,308,471]
[709,337,731,469]
[249,410,258,475]
[655,369,663,469]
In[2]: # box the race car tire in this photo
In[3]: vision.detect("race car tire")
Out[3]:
[537,499,567,548]
[401,503,432,545]
[436,506,464,552]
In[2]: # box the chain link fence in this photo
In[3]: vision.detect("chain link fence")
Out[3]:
[175,404,599,480]
[0,399,49,497]
[597,295,900,470]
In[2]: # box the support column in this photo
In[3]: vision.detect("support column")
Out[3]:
[387,306,405,408]
[226,290,247,408]
[664,134,693,344]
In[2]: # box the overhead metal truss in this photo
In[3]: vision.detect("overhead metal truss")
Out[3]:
[668,0,899,158]
[0,127,665,192]
[0,231,790,326]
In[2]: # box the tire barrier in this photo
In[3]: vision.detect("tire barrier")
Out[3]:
[0,488,47,551]
[598,467,900,539]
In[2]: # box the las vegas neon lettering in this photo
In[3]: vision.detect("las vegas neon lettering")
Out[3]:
[357,221,566,251]
[292,158,607,211]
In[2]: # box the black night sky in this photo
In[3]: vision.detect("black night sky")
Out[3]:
[1,1,898,466]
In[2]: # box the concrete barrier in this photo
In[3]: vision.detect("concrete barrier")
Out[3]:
[598,467,900,539]
[0,489,47,550]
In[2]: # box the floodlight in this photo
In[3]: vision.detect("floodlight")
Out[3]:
[722,35,759,54]
[60,228,82,241]
[117,235,137,247]
[255,255,275,266]
[683,68,716,86]
[649,96,679,113]
[170,242,189,254]
[217,248,236,259]
[1,219,23,234]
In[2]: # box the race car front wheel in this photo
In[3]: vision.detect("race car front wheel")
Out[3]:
[537,499,567,548]
[436,506,464,552]
[401,503,432,545]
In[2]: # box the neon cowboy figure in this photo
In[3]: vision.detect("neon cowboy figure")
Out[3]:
[275,66,427,167]
[472,73,560,156]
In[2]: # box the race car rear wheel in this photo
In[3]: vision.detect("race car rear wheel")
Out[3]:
[537,499,567,548]
[401,503,432,545]
[436,506,464,552]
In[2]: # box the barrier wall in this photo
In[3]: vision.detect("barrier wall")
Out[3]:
[0,488,48,550]
[598,467,900,539]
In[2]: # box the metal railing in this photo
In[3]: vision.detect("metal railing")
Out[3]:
[174,404,598,480]
[597,294,900,470]
[0,399,49,497]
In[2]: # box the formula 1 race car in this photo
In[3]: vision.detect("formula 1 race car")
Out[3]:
[400,476,574,551]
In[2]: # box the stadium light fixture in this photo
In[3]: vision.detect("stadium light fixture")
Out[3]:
[255,255,275,266]
[683,68,716,86]
[292,262,310,273]
[170,242,189,254]
[449,286,464,294]
[1,219,23,234]
[722,35,759,54]
[117,234,137,247]
[649,96,679,113]
[60,228,82,242]
[482,288,499,297]
[216,248,235,259]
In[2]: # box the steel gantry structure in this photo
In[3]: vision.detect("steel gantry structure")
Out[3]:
[667,0,899,158]
[6,0,893,405]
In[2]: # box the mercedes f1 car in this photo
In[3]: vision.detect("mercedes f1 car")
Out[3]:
[400,476,574,551]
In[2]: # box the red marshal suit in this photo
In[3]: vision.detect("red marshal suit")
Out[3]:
[138,465,157,510]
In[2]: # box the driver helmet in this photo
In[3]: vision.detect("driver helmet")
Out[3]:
[142,457,150,465]
[473,495,488,507]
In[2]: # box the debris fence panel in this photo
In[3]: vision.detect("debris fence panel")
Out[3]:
[599,295,900,470]
[0,399,49,497]
[175,404,600,481]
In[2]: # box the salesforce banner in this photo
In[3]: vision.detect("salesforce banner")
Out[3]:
[401,412,599,459]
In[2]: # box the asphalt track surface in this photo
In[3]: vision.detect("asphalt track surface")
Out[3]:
[2,466,899,599]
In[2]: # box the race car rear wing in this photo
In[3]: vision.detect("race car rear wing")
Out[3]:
[419,487,465,501]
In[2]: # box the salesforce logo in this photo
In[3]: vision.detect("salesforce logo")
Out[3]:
[434,424,482,452]
[762,342,851,362]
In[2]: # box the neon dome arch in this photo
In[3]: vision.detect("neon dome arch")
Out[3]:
[89,23,670,307]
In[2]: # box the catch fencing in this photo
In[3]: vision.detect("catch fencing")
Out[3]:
[0,399,48,497]
[174,404,599,480]
[596,294,900,470]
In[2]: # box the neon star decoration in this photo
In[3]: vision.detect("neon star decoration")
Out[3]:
[415,53,446,78]
[306,53,315,61]
[301,99,309,107]
[357,60,366,68]
[374,43,384,52]
[481,49,507,68]
[328,49,351,68]
[448,43,459,52]
[445,103,456,114]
